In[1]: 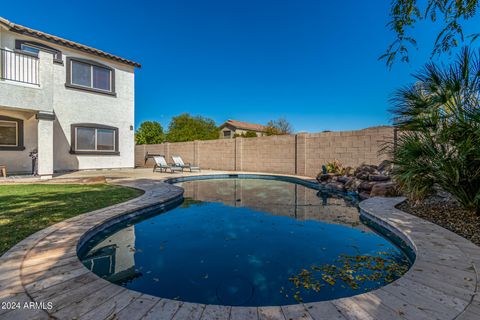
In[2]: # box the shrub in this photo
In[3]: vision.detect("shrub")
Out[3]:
[386,47,480,214]
[325,159,345,175]
[244,131,258,138]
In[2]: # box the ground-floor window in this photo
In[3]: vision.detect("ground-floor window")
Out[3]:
[0,116,24,150]
[71,124,119,155]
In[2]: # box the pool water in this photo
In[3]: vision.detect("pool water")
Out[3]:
[78,178,412,306]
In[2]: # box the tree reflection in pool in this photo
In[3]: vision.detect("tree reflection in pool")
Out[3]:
[78,178,412,306]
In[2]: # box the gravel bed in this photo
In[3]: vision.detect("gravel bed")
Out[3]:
[398,196,480,246]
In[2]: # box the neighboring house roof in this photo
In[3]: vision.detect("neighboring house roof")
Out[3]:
[219,119,268,132]
[0,16,141,68]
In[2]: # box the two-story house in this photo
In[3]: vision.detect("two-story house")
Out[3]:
[0,17,140,178]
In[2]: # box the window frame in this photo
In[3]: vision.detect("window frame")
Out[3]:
[15,40,63,64]
[70,124,119,155]
[0,116,24,151]
[66,57,116,96]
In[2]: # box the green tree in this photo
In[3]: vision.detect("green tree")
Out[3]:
[244,131,258,138]
[266,118,293,135]
[385,48,480,214]
[166,113,218,142]
[135,121,165,145]
[382,0,479,67]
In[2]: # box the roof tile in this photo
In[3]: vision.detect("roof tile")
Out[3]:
[0,16,141,68]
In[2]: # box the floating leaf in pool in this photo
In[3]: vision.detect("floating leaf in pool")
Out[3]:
[293,291,303,303]
[322,274,335,286]
[286,250,410,302]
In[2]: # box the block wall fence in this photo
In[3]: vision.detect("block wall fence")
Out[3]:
[135,126,395,177]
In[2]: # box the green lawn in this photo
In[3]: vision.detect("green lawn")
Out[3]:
[0,184,143,256]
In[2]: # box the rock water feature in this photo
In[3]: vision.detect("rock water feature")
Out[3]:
[317,160,400,199]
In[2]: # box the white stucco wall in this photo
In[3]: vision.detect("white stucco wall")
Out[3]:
[51,46,135,171]
[0,26,136,173]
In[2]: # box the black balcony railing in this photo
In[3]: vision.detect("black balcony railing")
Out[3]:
[0,48,39,85]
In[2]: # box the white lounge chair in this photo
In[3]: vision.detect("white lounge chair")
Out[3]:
[172,156,201,172]
[153,156,182,173]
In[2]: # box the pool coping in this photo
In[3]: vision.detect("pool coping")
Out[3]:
[0,173,479,319]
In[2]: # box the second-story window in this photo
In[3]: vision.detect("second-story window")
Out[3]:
[20,44,40,55]
[71,60,111,91]
[66,58,116,96]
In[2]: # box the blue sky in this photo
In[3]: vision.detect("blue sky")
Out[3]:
[3,1,479,132]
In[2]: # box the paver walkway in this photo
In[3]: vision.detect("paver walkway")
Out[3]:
[0,170,479,319]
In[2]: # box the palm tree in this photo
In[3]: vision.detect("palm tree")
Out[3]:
[387,47,480,214]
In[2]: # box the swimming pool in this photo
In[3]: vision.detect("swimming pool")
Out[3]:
[78,176,413,306]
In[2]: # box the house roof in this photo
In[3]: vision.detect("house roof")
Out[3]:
[220,119,268,132]
[0,17,141,68]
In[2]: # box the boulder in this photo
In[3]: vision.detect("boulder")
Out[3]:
[354,164,377,176]
[358,181,375,191]
[317,174,331,182]
[358,192,371,200]
[325,182,346,192]
[377,160,393,174]
[355,171,370,180]
[368,174,390,182]
[344,178,362,192]
[370,182,399,197]
[337,176,351,184]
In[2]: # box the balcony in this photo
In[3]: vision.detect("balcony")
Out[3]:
[0,48,39,86]
[0,49,53,113]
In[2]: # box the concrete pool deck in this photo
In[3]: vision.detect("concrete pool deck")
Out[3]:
[0,169,479,319]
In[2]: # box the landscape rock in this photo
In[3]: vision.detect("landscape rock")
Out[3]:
[354,164,377,176]
[368,174,390,182]
[358,181,375,191]
[377,160,392,174]
[317,174,331,182]
[344,178,362,191]
[325,182,346,192]
[355,171,370,180]
[358,192,371,200]
[370,182,399,197]
[337,176,351,184]
[317,161,401,198]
